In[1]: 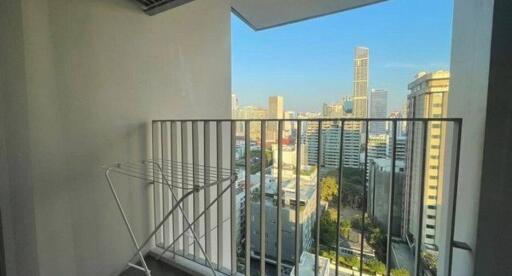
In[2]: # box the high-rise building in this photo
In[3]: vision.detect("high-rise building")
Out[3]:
[369,89,388,134]
[306,122,360,169]
[403,71,450,251]
[268,96,284,142]
[268,96,284,119]
[352,47,369,118]
[236,106,267,139]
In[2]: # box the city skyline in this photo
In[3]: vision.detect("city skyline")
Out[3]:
[232,0,453,113]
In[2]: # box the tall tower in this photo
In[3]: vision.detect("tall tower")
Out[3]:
[353,47,369,118]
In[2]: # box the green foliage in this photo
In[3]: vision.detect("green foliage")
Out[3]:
[340,219,352,239]
[391,268,410,276]
[367,259,386,274]
[321,176,338,202]
[319,209,337,246]
[346,256,360,268]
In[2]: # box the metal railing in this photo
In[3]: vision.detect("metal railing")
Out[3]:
[150,118,466,276]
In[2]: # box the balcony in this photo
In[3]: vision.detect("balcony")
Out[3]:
[106,118,465,276]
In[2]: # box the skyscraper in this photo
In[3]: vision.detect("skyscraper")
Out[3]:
[268,96,284,142]
[352,47,369,118]
[369,89,388,134]
[403,71,450,252]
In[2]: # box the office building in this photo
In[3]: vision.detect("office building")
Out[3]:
[403,71,450,250]
[369,89,388,134]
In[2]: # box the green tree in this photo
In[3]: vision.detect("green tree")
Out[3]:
[340,219,352,239]
[367,259,386,274]
[319,209,337,246]
[321,176,338,202]
[346,256,360,269]
[391,268,410,276]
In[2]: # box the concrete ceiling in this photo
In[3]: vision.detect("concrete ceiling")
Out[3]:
[232,0,386,31]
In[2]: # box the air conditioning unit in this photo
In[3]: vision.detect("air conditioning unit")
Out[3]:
[134,0,195,15]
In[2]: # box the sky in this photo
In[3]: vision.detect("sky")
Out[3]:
[231,0,454,113]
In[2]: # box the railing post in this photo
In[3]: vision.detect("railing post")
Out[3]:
[295,120,302,276]
[386,120,398,276]
[192,121,200,259]
[277,120,284,276]
[360,121,369,275]
[204,121,212,260]
[447,119,463,276]
[260,121,267,275]
[230,121,237,275]
[244,121,251,276]
[413,120,429,275]
[315,121,322,276]
[217,121,224,269]
[335,121,345,276]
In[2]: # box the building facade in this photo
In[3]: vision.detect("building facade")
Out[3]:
[369,89,388,134]
[402,71,450,252]
[352,47,369,119]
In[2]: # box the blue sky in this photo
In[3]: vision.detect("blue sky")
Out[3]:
[231,0,454,113]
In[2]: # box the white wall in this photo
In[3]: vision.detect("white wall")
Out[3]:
[0,0,231,275]
[439,0,494,275]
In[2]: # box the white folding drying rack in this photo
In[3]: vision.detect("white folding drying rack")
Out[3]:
[104,159,237,276]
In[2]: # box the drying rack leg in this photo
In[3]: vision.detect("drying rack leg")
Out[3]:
[152,162,218,276]
[156,176,235,268]
[106,168,151,276]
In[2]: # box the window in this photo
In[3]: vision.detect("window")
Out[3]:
[431,155,439,159]
[426,234,435,239]
[432,123,441,128]
[427,215,435,219]
[429,185,438,190]
[426,224,435,229]
[430,165,438,170]
[428,195,437,200]
[428,205,436,210]
[431,145,440,149]
[429,175,438,180]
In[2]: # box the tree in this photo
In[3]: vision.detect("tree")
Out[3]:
[391,268,410,276]
[321,176,338,202]
[340,219,352,239]
[346,256,360,269]
[319,209,337,246]
[367,259,386,274]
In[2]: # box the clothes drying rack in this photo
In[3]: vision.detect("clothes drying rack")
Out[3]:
[104,159,237,276]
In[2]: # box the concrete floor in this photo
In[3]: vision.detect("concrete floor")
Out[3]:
[120,255,192,276]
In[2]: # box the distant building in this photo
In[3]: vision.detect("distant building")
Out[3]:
[232,94,239,118]
[236,106,267,139]
[369,89,388,134]
[322,102,343,118]
[268,96,284,142]
[403,71,450,250]
[368,158,405,235]
[250,174,318,267]
[353,47,369,119]
[306,121,361,169]
[341,96,353,115]
[368,134,388,160]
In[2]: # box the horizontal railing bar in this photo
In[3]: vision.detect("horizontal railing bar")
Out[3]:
[152,118,462,123]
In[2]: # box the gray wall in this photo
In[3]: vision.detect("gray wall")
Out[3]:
[0,0,231,275]
[474,0,512,274]
[440,0,494,275]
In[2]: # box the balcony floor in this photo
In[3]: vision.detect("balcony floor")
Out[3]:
[120,255,192,276]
